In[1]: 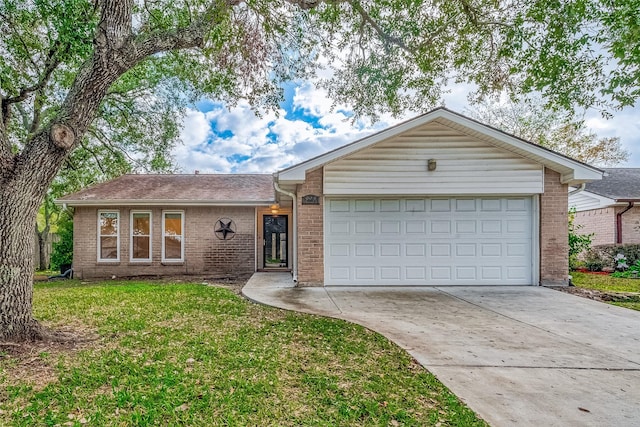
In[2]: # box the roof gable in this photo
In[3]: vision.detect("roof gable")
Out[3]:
[277,107,603,186]
[58,174,276,207]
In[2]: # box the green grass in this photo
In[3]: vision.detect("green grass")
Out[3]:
[0,280,486,426]
[571,272,640,312]
[571,272,640,293]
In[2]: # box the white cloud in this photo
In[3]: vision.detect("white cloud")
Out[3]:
[173,81,407,173]
[585,105,640,167]
[174,80,640,174]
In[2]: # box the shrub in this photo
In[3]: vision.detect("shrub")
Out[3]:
[50,210,73,270]
[611,259,640,278]
[584,244,640,271]
[568,208,593,270]
[584,249,605,272]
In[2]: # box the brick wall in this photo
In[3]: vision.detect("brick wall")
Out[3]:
[296,168,324,286]
[617,205,640,244]
[540,168,569,286]
[574,208,616,246]
[574,206,640,245]
[73,205,256,279]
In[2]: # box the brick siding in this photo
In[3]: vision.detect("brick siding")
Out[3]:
[296,168,324,286]
[574,208,616,246]
[574,206,640,245]
[617,205,640,244]
[540,168,569,286]
[73,206,256,279]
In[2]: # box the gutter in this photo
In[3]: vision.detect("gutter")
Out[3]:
[616,202,635,244]
[568,183,586,196]
[273,178,298,283]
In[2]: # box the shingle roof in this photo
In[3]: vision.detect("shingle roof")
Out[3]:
[58,174,276,206]
[584,168,640,201]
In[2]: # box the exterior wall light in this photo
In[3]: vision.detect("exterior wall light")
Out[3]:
[270,203,280,214]
[427,159,437,171]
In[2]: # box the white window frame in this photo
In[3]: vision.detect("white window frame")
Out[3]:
[162,210,185,262]
[130,211,152,262]
[97,210,120,262]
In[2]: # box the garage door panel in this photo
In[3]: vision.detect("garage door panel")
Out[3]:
[355,199,375,211]
[355,221,375,234]
[325,197,533,286]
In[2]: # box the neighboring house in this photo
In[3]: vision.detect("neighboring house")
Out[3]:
[569,168,640,246]
[58,108,603,286]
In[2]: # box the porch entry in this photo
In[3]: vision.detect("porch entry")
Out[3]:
[263,215,288,269]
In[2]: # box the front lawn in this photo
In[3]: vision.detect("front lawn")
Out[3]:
[0,280,486,426]
[570,272,640,311]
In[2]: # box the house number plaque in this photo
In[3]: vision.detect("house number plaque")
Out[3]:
[301,195,320,205]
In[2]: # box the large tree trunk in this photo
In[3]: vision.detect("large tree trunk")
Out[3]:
[0,173,47,340]
[0,0,213,342]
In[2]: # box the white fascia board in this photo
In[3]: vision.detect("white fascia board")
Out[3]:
[55,199,275,207]
[561,169,605,185]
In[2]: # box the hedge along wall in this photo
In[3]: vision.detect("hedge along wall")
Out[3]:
[584,244,640,271]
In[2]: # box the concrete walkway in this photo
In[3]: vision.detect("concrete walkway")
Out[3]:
[242,273,640,427]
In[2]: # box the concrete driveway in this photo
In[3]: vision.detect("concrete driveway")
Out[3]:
[242,273,640,426]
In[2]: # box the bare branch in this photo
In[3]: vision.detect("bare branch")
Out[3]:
[347,0,414,55]
[14,103,31,131]
[79,134,108,175]
[2,41,65,126]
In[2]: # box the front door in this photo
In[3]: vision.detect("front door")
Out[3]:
[263,215,288,269]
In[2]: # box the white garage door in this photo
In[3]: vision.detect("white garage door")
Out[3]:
[325,197,534,286]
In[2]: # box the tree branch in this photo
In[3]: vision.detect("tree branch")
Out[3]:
[347,0,414,55]
[3,41,64,109]
[0,101,11,166]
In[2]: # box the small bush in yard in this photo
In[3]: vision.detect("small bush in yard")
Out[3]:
[587,244,640,271]
[50,210,73,270]
[612,259,640,278]
[568,208,593,270]
[584,249,606,272]
[615,253,629,271]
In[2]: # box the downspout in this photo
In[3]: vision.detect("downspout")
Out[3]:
[616,202,634,244]
[568,183,586,196]
[273,178,298,283]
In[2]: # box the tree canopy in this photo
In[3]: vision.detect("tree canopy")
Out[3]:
[467,99,629,166]
[1,0,640,341]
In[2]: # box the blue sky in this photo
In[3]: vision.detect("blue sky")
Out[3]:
[174,81,640,174]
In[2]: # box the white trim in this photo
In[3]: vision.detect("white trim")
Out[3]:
[58,200,274,207]
[97,210,120,262]
[162,210,185,263]
[254,208,258,272]
[130,211,152,263]
[532,195,540,286]
[277,108,603,186]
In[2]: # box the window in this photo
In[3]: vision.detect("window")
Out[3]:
[162,211,184,262]
[98,211,119,261]
[131,211,152,262]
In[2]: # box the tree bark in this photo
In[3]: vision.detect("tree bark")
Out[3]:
[0,1,213,341]
[37,228,48,271]
[0,173,45,340]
